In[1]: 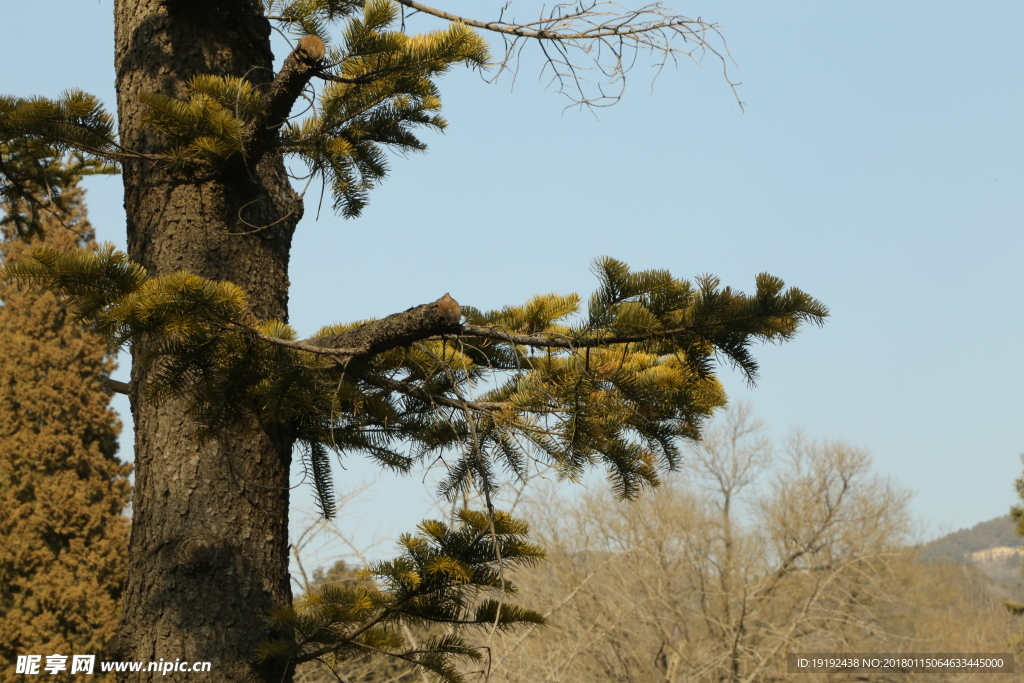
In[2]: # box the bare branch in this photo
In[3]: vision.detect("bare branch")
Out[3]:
[393,0,743,109]
[102,377,131,395]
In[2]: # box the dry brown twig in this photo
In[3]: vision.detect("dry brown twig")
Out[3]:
[393,0,744,110]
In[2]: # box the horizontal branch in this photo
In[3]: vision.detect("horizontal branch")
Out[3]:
[103,377,131,395]
[393,0,695,41]
[307,293,463,359]
[250,330,360,357]
[457,323,699,349]
[276,308,767,359]
[394,0,559,39]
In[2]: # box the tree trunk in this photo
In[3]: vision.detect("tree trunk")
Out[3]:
[113,2,301,681]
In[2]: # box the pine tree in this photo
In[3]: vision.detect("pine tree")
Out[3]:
[0,171,131,680]
[1,2,823,682]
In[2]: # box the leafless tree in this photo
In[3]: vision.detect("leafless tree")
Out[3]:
[481,405,1022,683]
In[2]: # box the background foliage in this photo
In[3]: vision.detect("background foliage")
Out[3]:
[0,175,130,681]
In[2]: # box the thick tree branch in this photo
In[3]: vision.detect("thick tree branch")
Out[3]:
[244,34,325,168]
[256,300,818,381]
[307,293,462,359]
[102,377,131,395]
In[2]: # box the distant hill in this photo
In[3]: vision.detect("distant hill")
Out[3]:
[919,515,1021,562]
[917,515,1024,602]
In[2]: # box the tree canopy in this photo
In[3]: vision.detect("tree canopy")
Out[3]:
[0,167,131,679]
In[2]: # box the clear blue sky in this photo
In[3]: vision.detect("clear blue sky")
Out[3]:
[4,1,1023,559]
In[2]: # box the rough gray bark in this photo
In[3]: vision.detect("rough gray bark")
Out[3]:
[113,1,301,681]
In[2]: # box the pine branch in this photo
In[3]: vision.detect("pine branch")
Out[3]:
[7,242,825,514]
[248,328,361,357]
[457,319,762,349]
[285,303,822,359]
[230,293,462,361]
[243,34,326,168]
[307,293,462,358]
[313,67,405,85]
[356,370,504,415]
[284,508,542,670]
[289,606,390,664]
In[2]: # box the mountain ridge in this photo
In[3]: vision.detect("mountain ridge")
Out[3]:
[918,515,1024,603]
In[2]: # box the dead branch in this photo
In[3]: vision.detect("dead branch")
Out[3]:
[393,0,743,109]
